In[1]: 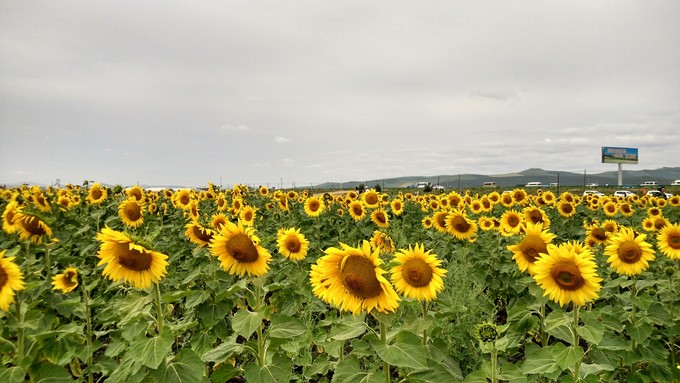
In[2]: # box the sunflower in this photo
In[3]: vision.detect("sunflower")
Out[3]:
[601,201,618,217]
[533,243,602,307]
[432,211,449,233]
[421,216,433,229]
[216,195,229,211]
[348,200,366,222]
[507,222,556,275]
[446,210,477,241]
[512,189,529,205]
[370,231,395,255]
[390,199,404,216]
[499,210,523,236]
[584,221,609,246]
[287,190,299,200]
[304,196,325,218]
[309,241,400,315]
[542,191,556,205]
[604,227,655,276]
[209,220,271,277]
[96,227,169,289]
[618,202,634,217]
[51,267,79,293]
[478,216,495,231]
[185,221,216,247]
[668,195,680,207]
[125,185,144,202]
[15,212,53,244]
[2,201,21,234]
[523,206,550,228]
[33,191,52,212]
[390,244,446,301]
[118,199,144,228]
[211,213,229,230]
[469,199,484,215]
[362,190,381,208]
[500,193,515,208]
[86,183,108,204]
[370,209,390,228]
[0,251,25,311]
[657,222,680,260]
[173,189,193,210]
[239,205,257,226]
[641,217,656,232]
[557,201,577,218]
[277,227,309,261]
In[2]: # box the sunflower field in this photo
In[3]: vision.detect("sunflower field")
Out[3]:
[1,182,679,383]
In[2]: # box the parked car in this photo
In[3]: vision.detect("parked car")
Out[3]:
[583,190,605,197]
[525,182,543,187]
[646,190,672,199]
[640,181,658,187]
[586,183,599,187]
[432,185,445,191]
[613,190,636,198]
[671,180,680,186]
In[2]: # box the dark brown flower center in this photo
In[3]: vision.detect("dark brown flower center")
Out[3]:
[402,258,433,287]
[352,204,363,216]
[365,193,379,206]
[91,188,103,200]
[668,233,680,249]
[308,200,321,212]
[64,270,78,287]
[340,255,381,299]
[374,212,387,224]
[520,235,548,263]
[527,210,543,224]
[124,203,142,221]
[592,228,607,241]
[617,242,642,264]
[243,211,253,221]
[507,215,520,227]
[226,233,259,263]
[653,218,667,230]
[22,216,47,236]
[192,226,213,242]
[286,237,301,253]
[0,265,7,289]
[550,261,585,291]
[117,244,153,271]
[561,204,574,214]
[449,215,470,233]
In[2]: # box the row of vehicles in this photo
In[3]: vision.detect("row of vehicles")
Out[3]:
[583,189,673,198]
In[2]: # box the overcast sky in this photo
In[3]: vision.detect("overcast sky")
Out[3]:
[1,1,679,188]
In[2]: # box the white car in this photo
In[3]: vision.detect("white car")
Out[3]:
[646,190,672,199]
[583,190,605,197]
[586,183,599,187]
[613,190,636,198]
[671,180,680,186]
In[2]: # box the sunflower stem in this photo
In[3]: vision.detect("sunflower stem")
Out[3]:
[490,345,498,383]
[153,282,164,334]
[571,305,581,382]
[81,281,94,383]
[380,321,390,383]
[256,284,266,368]
[44,243,51,279]
[669,272,676,373]
[630,281,637,351]
[15,291,24,368]
[539,302,548,347]
[422,301,429,346]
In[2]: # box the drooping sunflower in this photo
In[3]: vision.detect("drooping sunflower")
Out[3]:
[656,222,680,260]
[362,190,381,208]
[2,201,21,234]
[446,210,477,241]
[209,220,271,277]
[507,222,556,275]
[309,241,400,315]
[15,212,53,244]
[390,243,446,301]
[604,227,655,276]
[304,196,325,218]
[370,231,395,255]
[119,199,144,228]
[96,227,169,289]
[348,200,366,222]
[533,243,602,307]
[0,250,25,311]
[86,183,108,204]
[51,267,79,293]
[239,205,257,226]
[33,191,52,212]
[370,209,390,228]
[277,227,309,261]
[185,221,216,247]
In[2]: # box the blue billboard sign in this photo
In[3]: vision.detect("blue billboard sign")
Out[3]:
[602,147,638,164]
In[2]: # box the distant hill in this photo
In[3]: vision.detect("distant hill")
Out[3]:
[315,167,680,189]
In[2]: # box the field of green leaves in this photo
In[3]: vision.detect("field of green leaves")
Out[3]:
[1,183,679,383]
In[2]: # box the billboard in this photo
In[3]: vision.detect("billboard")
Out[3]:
[602,147,638,164]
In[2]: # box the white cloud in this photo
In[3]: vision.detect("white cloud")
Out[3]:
[274,136,291,143]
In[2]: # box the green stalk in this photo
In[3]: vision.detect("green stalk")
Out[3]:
[422,301,429,346]
[255,284,265,368]
[381,321,390,383]
[14,292,24,368]
[669,272,676,373]
[630,282,637,351]
[153,282,164,334]
[490,345,498,383]
[539,302,548,347]
[82,283,94,383]
[571,306,581,381]
[45,243,51,279]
